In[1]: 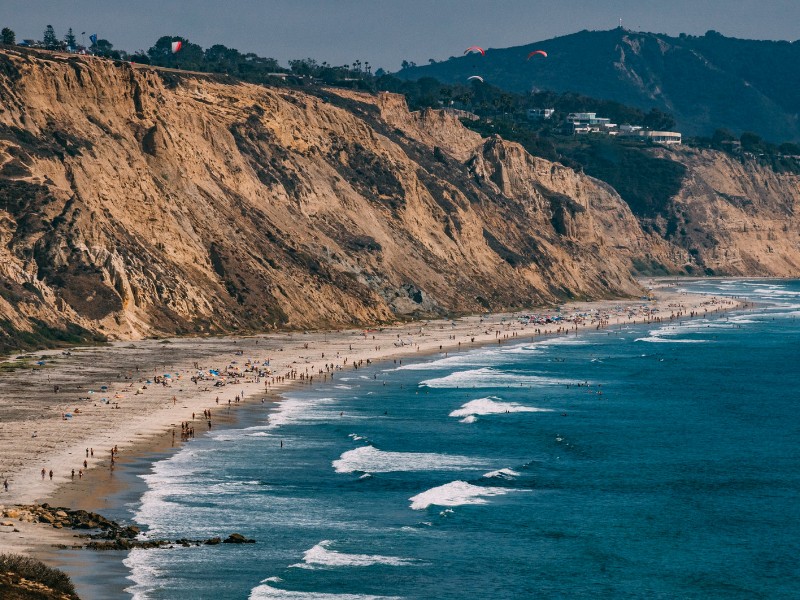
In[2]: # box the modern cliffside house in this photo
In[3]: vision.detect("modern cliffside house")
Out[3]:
[637,130,682,145]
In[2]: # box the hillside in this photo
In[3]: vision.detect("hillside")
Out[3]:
[397,28,800,142]
[0,47,666,349]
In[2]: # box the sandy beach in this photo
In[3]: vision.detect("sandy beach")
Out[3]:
[0,284,743,559]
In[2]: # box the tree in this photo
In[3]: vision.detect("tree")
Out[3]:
[91,38,119,59]
[1,27,15,45]
[64,28,77,50]
[711,128,736,148]
[643,108,675,131]
[43,24,59,50]
[778,142,800,156]
[740,131,763,152]
[147,36,203,69]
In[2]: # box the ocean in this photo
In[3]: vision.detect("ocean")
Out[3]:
[82,280,800,599]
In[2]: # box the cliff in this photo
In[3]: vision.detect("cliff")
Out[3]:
[1,47,793,349]
[653,147,800,276]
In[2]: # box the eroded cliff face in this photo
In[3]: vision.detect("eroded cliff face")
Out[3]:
[0,48,712,347]
[650,147,800,276]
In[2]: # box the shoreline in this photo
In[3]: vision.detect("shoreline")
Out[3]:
[0,285,746,564]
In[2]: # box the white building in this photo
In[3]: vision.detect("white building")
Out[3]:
[638,130,682,145]
[567,112,616,128]
[527,108,555,120]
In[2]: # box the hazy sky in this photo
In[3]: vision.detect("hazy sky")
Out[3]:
[2,0,799,70]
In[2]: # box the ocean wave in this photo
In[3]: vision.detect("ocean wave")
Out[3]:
[294,540,415,569]
[482,468,520,480]
[449,396,553,418]
[394,348,509,371]
[123,548,165,599]
[394,337,587,373]
[267,396,340,428]
[459,415,478,424]
[634,336,708,344]
[409,480,526,510]
[421,367,570,389]
[333,445,480,474]
[249,581,401,599]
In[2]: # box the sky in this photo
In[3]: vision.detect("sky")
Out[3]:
[2,0,799,71]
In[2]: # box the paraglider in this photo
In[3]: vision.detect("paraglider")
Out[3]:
[467,75,484,83]
[526,50,547,59]
[171,40,182,53]
[464,46,485,56]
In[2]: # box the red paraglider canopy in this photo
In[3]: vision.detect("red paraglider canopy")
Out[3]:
[527,50,547,60]
[464,46,485,56]
[171,41,183,53]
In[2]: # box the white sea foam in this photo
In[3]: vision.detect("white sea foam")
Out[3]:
[123,548,167,599]
[482,468,520,480]
[449,397,553,418]
[333,445,480,474]
[210,424,272,442]
[267,396,339,428]
[421,367,570,389]
[295,540,415,569]
[249,581,400,599]
[459,415,478,424]
[635,336,708,343]
[394,336,589,374]
[394,347,509,372]
[409,480,525,510]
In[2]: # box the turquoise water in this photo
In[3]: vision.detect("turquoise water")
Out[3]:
[115,280,799,599]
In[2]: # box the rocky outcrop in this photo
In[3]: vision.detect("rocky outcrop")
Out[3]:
[1,504,254,551]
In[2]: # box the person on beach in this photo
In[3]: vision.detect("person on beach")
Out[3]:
[49,470,53,480]
[3,479,8,491]
[41,468,45,480]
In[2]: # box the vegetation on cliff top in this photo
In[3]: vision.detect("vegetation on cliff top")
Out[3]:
[0,553,79,599]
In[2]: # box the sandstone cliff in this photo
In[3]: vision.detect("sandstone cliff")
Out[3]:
[1,48,793,350]
[647,147,800,276]
[0,47,662,347]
